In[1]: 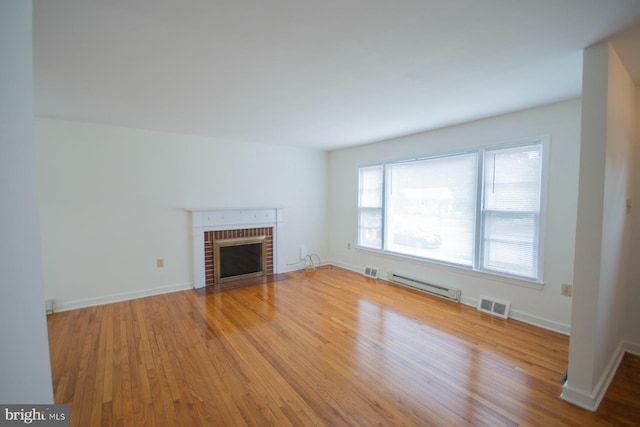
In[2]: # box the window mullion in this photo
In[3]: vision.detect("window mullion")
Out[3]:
[474,150,485,272]
[381,164,387,250]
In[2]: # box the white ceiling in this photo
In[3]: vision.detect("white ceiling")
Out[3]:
[33,0,640,151]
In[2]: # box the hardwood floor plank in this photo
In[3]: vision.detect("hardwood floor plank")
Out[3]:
[118,302,136,426]
[597,353,640,426]
[90,305,109,426]
[48,266,640,426]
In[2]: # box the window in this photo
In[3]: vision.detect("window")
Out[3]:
[357,165,383,249]
[357,140,545,281]
[386,153,477,266]
[481,144,542,278]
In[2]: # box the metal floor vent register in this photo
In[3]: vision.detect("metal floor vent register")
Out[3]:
[388,272,461,303]
[477,295,511,319]
[363,266,379,279]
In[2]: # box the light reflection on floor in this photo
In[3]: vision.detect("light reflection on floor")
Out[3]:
[355,298,532,424]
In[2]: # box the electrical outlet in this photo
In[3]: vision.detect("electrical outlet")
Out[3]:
[561,283,572,297]
[347,243,351,250]
[156,259,164,268]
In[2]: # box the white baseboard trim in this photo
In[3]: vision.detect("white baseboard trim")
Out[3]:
[326,260,364,275]
[560,382,600,412]
[327,260,571,335]
[509,309,571,335]
[624,341,640,356]
[460,296,570,335]
[284,259,331,273]
[51,282,194,313]
[561,340,640,411]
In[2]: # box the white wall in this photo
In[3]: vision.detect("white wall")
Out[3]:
[0,0,54,403]
[626,85,640,345]
[595,43,636,378]
[328,99,581,333]
[563,42,637,411]
[36,118,329,310]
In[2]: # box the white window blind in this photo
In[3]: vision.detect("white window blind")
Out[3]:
[357,139,545,282]
[386,153,477,266]
[358,165,383,249]
[481,144,542,278]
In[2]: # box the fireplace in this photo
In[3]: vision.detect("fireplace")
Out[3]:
[204,227,273,285]
[215,236,267,283]
[188,208,283,288]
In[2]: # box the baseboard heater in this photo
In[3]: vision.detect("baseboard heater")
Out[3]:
[388,272,461,303]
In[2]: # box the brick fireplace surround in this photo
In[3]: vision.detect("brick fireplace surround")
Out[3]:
[188,208,284,288]
[204,227,273,285]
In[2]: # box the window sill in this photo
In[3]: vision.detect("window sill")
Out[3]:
[355,246,545,291]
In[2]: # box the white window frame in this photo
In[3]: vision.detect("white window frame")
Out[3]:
[356,136,549,284]
[357,165,384,250]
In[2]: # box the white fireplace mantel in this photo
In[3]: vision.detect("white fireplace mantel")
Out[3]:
[187,208,284,288]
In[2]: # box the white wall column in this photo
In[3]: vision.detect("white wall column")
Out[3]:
[0,0,54,403]
[562,42,636,411]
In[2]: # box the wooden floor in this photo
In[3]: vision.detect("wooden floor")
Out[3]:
[47,266,640,426]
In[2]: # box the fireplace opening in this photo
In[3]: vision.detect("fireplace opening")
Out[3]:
[214,236,267,284]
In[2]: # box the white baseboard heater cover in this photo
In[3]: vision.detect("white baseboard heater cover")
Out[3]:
[388,272,461,303]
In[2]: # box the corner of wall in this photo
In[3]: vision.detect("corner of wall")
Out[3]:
[562,340,637,412]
